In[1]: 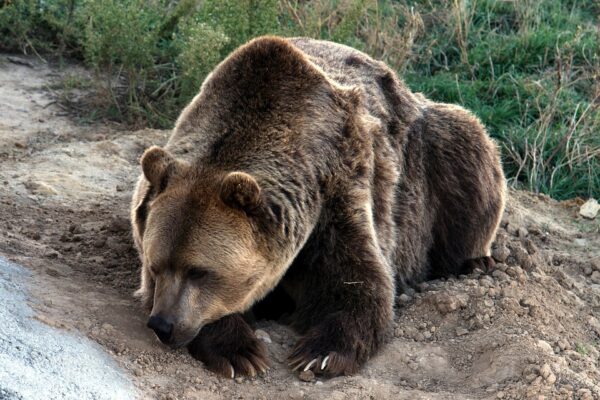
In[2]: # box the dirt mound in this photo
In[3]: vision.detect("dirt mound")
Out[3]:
[1,55,599,399]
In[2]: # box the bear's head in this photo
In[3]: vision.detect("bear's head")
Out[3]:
[133,146,290,347]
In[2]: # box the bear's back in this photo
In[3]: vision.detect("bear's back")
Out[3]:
[289,38,423,138]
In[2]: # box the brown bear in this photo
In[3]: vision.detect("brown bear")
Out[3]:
[130,36,506,378]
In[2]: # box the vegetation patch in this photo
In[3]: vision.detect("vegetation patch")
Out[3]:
[0,0,598,199]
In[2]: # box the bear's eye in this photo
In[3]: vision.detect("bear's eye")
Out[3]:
[186,266,208,281]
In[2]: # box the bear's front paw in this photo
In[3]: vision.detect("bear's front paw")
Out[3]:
[187,314,269,378]
[288,317,369,377]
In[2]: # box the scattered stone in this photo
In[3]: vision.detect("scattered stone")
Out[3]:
[517,227,528,238]
[577,388,593,400]
[255,329,272,344]
[107,217,129,233]
[579,198,599,219]
[523,239,537,254]
[590,271,600,284]
[398,293,411,304]
[512,247,532,270]
[456,327,468,336]
[298,370,315,382]
[536,340,553,354]
[431,292,467,314]
[492,270,510,282]
[557,339,570,351]
[492,245,510,263]
[23,180,58,196]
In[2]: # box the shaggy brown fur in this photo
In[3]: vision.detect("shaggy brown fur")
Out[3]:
[130,36,506,378]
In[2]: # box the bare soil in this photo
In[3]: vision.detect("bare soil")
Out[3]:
[1,55,599,400]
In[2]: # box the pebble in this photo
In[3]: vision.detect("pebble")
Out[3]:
[431,292,466,314]
[536,340,553,354]
[398,293,411,303]
[590,271,600,284]
[298,370,315,382]
[539,363,556,384]
[492,270,510,282]
[492,245,510,263]
[557,339,570,351]
[456,327,468,336]
[579,198,599,219]
[517,227,528,238]
[577,388,593,400]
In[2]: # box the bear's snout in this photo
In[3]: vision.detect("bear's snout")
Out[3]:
[147,315,173,345]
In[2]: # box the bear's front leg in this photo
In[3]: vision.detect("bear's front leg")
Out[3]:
[287,205,395,376]
[188,314,269,378]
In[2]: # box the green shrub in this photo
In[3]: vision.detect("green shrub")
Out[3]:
[0,0,597,199]
[199,0,279,54]
[174,19,229,98]
[0,0,79,57]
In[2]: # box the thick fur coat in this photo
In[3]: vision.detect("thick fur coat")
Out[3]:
[131,36,506,378]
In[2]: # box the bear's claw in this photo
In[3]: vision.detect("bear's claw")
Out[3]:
[288,349,358,377]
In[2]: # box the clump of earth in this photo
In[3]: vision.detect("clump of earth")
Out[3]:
[0,55,599,399]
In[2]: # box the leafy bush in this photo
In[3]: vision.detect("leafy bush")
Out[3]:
[0,0,598,199]
[174,20,229,98]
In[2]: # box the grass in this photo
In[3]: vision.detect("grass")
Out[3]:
[0,0,598,200]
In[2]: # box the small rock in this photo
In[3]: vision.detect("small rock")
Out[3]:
[539,363,552,379]
[492,269,510,282]
[235,376,244,384]
[577,388,593,400]
[518,227,528,238]
[492,245,510,263]
[512,247,532,270]
[523,239,537,254]
[398,293,411,303]
[579,198,599,219]
[557,339,570,351]
[23,180,58,196]
[255,329,272,344]
[431,292,467,314]
[536,340,553,354]
[590,271,600,284]
[107,217,129,233]
[583,265,593,276]
[456,327,468,336]
[298,370,315,382]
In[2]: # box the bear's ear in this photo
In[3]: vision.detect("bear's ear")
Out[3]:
[220,172,262,213]
[140,146,176,191]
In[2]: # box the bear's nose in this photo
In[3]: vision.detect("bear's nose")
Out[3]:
[147,315,173,344]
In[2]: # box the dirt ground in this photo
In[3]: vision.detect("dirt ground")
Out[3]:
[1,55,599,400]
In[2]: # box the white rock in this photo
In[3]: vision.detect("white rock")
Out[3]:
[536,340,553,354]
[579,198,599,219]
